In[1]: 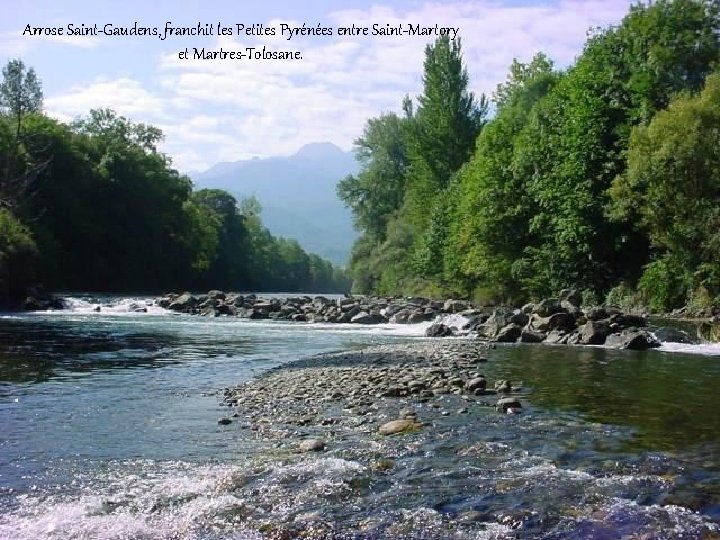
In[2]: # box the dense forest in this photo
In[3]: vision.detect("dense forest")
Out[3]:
[338,0,720,312]
[0,63,350,302]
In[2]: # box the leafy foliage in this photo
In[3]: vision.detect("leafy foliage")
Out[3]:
[0,208,36,300]
[337,113,410,241]
[610,71,720,309]
[341,36,487,294]
[404,36,487,232]
[0,64,349,302]
[342,1,720,310]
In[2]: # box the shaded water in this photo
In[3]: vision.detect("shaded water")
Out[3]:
[1,297,720,538]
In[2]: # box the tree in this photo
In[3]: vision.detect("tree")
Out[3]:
[337,112,410,241]
[609,72,720,309]
[0,61,47,211]
[73,108,164,154]
[191,189,248,289]
[448,54,559,301]
[493,52,554,109]
[0,59,43,139]
[507,0,720,297]
[404,36,487,231]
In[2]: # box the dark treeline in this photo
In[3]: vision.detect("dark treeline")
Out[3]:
[0,65,350,302]
[338,0,720,312]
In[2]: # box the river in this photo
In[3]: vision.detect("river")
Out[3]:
[1,295,720,538]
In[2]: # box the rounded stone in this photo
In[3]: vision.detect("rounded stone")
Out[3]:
[495,397,522,413]
[378,419,420,435]
[371,458,395,472]
[298,438,326,452]
[466,377,487,392]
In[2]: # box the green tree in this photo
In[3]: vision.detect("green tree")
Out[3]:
[509,0,720,297]
[493,52,554,109]
[0,59,43,139]
[191,189,249,289]
[0,60,47,212]
[448,53,558,301]
[337,112,410,241]
[404,36,487,231]
[609,72,720,309]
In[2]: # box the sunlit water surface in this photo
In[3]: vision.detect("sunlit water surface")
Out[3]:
[1,296,720,538]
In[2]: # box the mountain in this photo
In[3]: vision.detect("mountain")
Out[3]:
[191,143,359,265]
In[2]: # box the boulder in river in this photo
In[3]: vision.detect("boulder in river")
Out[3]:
[579,320,610,345]
[653,326,693,344]
[494,323,522,343]
[520,329,545,343]
[23,295,64,310]
[443,299,467,313]
[604,329,660,350]
[466,377,487,392]
[558,288,582,307]
[496,397,522,414]
[408,308,436,324]
[425,323,454,337]
[530,312,573,333]
[168,293,197,312]
[351,311,386,324]
[533,298,562,317]
[544,330,567,344]
[378,419,421,435]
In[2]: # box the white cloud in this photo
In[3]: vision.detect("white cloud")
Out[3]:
[42,0,634,171]
[45,77,164,122]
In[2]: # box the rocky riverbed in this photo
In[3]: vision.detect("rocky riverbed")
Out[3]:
[213,340,720,538]
[216,341,538,536]
[158,288,663,350]
[19,287,718,349]
[220,341,522,445]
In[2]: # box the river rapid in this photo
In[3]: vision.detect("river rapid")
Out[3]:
[1,295,720,539]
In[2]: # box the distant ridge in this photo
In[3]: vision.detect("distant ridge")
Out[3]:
[192,143,359,265]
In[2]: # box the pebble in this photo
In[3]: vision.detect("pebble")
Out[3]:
[371,458,395,472]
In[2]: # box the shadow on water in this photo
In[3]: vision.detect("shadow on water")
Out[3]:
[0,317,253,384]
[493,343,720,454]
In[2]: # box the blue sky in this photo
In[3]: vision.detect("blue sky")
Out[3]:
[2,0,635,172]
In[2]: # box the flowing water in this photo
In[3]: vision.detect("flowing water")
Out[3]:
[1,296,720,538]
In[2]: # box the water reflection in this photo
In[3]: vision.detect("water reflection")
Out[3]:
[496,344,720,453]
[4,314,720,457]
[0,319,183,384]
